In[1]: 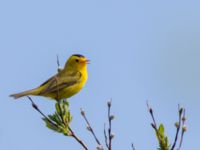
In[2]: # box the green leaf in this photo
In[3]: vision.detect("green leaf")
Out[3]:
[158,124,165,137]
[155,124,170,150]
[42,118,62,133]
[42,100,73,136]
[55,103,62,114]
[48,114,62,126]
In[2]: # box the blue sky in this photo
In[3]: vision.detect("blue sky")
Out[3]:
[1,0,200,149]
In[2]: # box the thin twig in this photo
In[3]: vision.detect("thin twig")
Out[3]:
[55,55,60,101]
[146,101,159,137]
[171,105,182,150]
[146,101,157,129]
[131,143,135,150]
[104,124,109,149]
[146,101,167,150]
[107,100,113,150]
[56,54,62,73]
[68,127,88,150]
[178,109,186,150]
[80,108,102,146]
[27,96,57,127]
[57,54,60,67]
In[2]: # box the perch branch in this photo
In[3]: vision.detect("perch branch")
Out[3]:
[27,96,88,150]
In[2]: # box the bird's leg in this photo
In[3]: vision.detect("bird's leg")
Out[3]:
[63,98,68,102]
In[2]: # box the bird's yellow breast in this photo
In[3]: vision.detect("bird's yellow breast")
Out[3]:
[62,73,87,98]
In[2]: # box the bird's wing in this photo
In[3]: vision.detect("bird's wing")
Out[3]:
[39,71,82,95]
[40,75,57,87]
[39,68,64,87]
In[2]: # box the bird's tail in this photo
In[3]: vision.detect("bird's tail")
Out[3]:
[10,88,39,99]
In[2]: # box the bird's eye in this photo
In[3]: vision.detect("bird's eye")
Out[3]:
[75,59,79,63]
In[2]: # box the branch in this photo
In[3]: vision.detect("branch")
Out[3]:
[171,105,182,150]
[68,127,88,150]
[57,54,60,67]
[178,109,186,150]
[107,100,114,150]
[27,96,88,150]
[147,102,187,150]
[147,101,170,150]
[104,124,109,149]
[80,108,103,149]
[146,101,157,129]
[27,96,58,128]
[131,143,135,150]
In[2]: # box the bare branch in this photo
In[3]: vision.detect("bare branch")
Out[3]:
[57,54,60,68]
[171,105,182,150]
[131,143,135,150]
[104,124,109,149]
[68,127,88,150]
[27,96,58,127]
[146,101,160,141]
[146,101,157,129]
[107,100,114,150]
[80,108,102,147]
[178,109,186,150]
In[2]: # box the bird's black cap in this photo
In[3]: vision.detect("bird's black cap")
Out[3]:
[72,54,85,58]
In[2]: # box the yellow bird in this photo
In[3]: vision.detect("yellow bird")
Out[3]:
[10,54,89,100]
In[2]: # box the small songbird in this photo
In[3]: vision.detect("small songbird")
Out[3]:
[10,54,89,100]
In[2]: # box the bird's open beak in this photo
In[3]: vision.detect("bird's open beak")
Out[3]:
[80,59,90,64]
[85,59,90,64]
